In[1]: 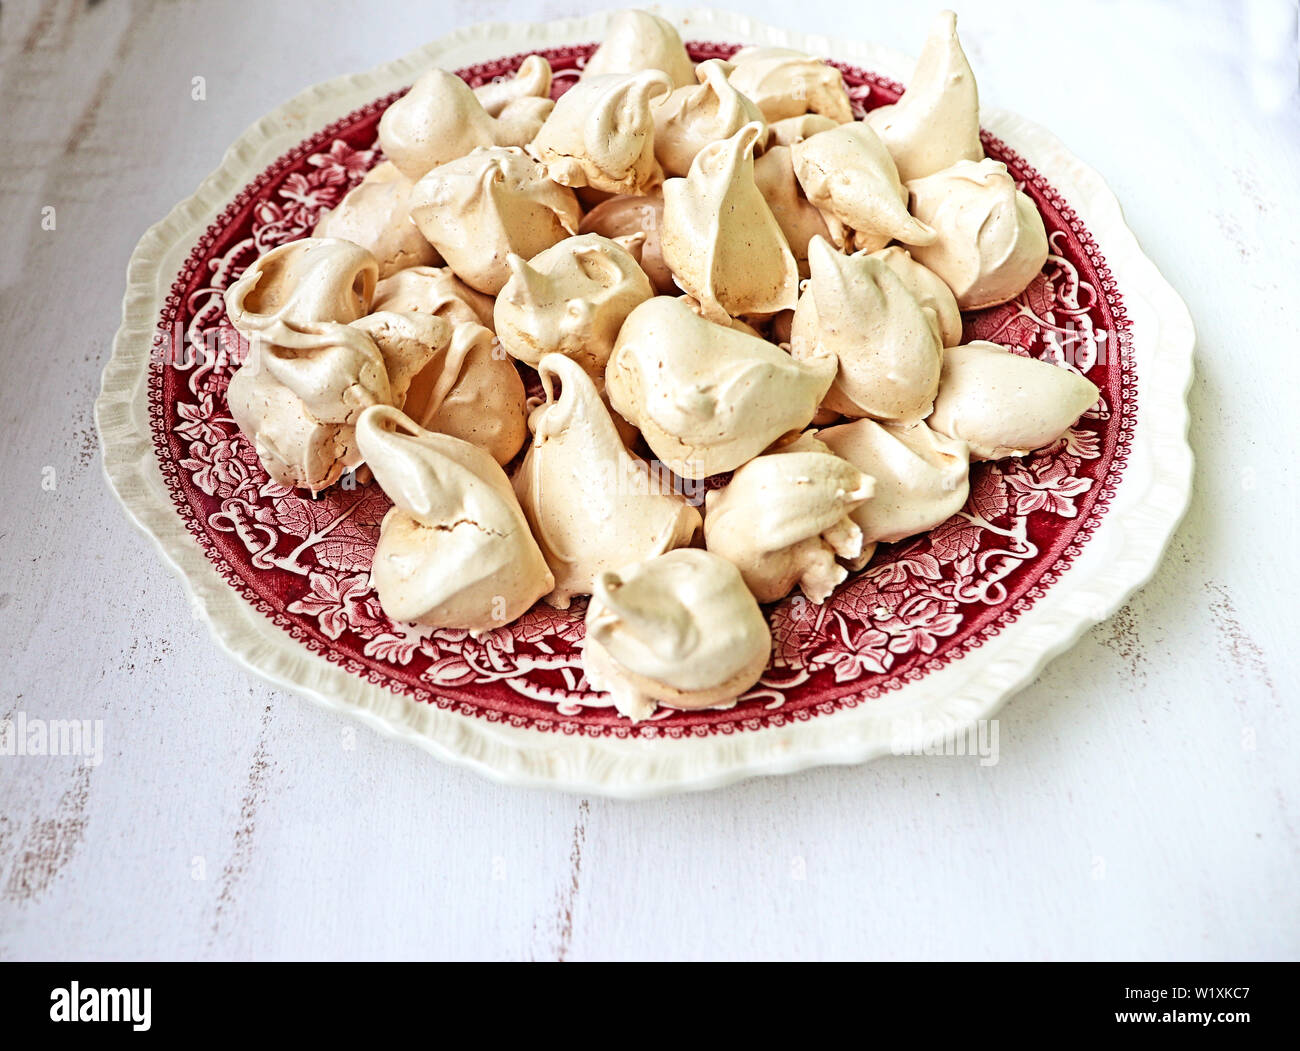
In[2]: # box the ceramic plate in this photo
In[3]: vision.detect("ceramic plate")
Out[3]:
[96,7,1194,796]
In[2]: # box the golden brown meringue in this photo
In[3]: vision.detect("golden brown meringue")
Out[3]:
[791,237,943,423]
[866,10,984,182]
[725,46,854,124]
[818,418,970,566]
[397,321,528,466]
[752,145,831,277]
[513,355,701,608]
[473,54,552,116]
[408,146,581,295]
[704,434,873,603]
[528,70,674,195]
[906,158,1049,310]
[928,341,1099,460]
[867,245,964,348]
[494,233,653,378]
[355,405,552,631]
[370,265,496,331]
[791,121,936,252]
[605,296,836,479]
[581,9,696,89]
[652,59,768,178]
[225,238,378,339]
[661,122,800,323]
[378,68,552,182]
[583,548,771,721]
[767,113,839,147]
[312,162,440,279]
[578,192,675,294]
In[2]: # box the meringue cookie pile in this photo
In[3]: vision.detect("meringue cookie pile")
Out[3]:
[222,9,1100,721]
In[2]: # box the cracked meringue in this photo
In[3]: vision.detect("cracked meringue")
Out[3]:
[581,9,696,89]
[494,233,653,378]
[906,158,1048,310]
[582,548,771,721]
[790,237,943,423]
[652,59,767,178]
[378,67,553,181]
[753,145,831,278]
[528,70,674,195]
[661,121,800,323]
[312,162,440,279]
[725,46,854,124]
[818,418,970,566]
[792,121,936,252]
[578,192,675,294]
[928,341,1100,460]
[704,434,874,603]
[867,245,964,348]
[604,296,836,479]
[225,237,378,338]
[513,355,701,608]
[370,265,497,331]
[866,10,984,182]
[408,146,581,295]
[356,405,552,631]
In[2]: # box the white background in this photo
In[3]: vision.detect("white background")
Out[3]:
[1,0,1297,960]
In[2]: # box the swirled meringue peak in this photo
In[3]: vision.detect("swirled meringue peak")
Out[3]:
[661,122,800,323]
[578,191,676,294]
[792,121,936,252]
[605,296,836,479]
[753,145,831,277]
[652,59,768,178]
[225,237,377,339]
[355,404,553,631]
[906,158,1049,310]
[767,113,839,147]
[581,9,697,89]
[312,162,440,279]
[514,354,701,608]
[583,548,771,721]
[725,46,854,124]
[529,70,673,195]
[495,234,653,378]
[928,341,1100,460]
[473,54,552,116]
[408,146,581,295]
[818,418,970,565]
[705,434,873,603]
[866,245,963,347]
[866,10,984,182]
[791,237,943,423]
[399,321,528,466]
[371,265,496,331]
[378,68,552,181]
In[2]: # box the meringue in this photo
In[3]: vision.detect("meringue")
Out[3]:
[355,405,553,631]
[578,192,676,294]
[494,233,653,378]
[725,46,854,124]
[604,296,836,479]
[790,237,943,423]
[408,146,582,295]
[224,237,378,339]
[867,245,964,347]
[791,121,936,252]
[818,418,970,565]
[583,549,772,721]
[652,59,768,178]
[661,122,800,323]
[767,113,839,147]
[581,9,696,89]
[370,265,497,331]
[473,54,552,117]
[528,70,673,195]
[752,145,831,277]
[514,355,701,608]
[312,162,440,279]
[906,158,1049,310]
[398,321,529,466]
[704,434,873,603]
[927,341,1100,460]
[378,68,552,181]
[866,10,984,182]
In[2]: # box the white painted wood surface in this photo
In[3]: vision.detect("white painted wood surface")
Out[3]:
[0,0,1296,961]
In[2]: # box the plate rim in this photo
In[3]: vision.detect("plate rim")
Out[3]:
[95,6,1196,798]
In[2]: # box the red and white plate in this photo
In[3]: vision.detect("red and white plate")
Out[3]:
[96,8,1194,796]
